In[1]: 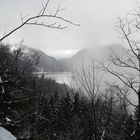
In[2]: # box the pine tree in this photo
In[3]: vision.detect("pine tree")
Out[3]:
[57,92,72,137]
[72,93,81,116]
[0,45,38,138]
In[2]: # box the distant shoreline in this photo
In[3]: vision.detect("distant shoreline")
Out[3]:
[32,71,70,75]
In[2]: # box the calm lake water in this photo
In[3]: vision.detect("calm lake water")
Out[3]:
[36,72,73,85]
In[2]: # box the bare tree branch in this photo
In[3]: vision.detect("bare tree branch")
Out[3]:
[112,84,137,107]
[0,0,80,42]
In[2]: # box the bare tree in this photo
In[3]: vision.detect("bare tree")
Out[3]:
[0,0,79,43]
[100,1,140,138]
[71,61,128,140]
[72,61,102,139]
[72,61,132,140]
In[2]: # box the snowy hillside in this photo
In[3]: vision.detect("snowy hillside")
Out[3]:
[0,127,16,140]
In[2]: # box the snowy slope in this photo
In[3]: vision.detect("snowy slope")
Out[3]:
[0,127,16,140]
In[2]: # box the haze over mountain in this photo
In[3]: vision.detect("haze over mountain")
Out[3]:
[34,49,66,72]
[65,44,125,70]
[21,44,125,72]
[15,46,66,72]
[66,44,138,105]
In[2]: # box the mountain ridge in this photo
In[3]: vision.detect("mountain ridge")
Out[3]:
[64,44,125,70]
[17,44,125,72]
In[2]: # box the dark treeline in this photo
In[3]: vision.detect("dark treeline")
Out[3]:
[0,44,138,140]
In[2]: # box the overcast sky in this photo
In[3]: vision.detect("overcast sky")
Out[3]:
[0,0,136,58]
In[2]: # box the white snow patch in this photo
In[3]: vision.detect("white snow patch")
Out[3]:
[0,76,3,83]
[6,117,11,122]
[131,130,135,136]
[0,127,16,140]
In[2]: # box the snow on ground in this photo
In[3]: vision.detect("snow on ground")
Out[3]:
[0,127,16,140]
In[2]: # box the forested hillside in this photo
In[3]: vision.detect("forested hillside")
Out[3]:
[0,44,137,140]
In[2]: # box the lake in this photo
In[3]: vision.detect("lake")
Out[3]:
[35,72,73,85]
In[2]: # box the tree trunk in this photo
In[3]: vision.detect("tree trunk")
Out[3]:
[134,91,140,139]
[137,90,140,126]
[91,99,98,140]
